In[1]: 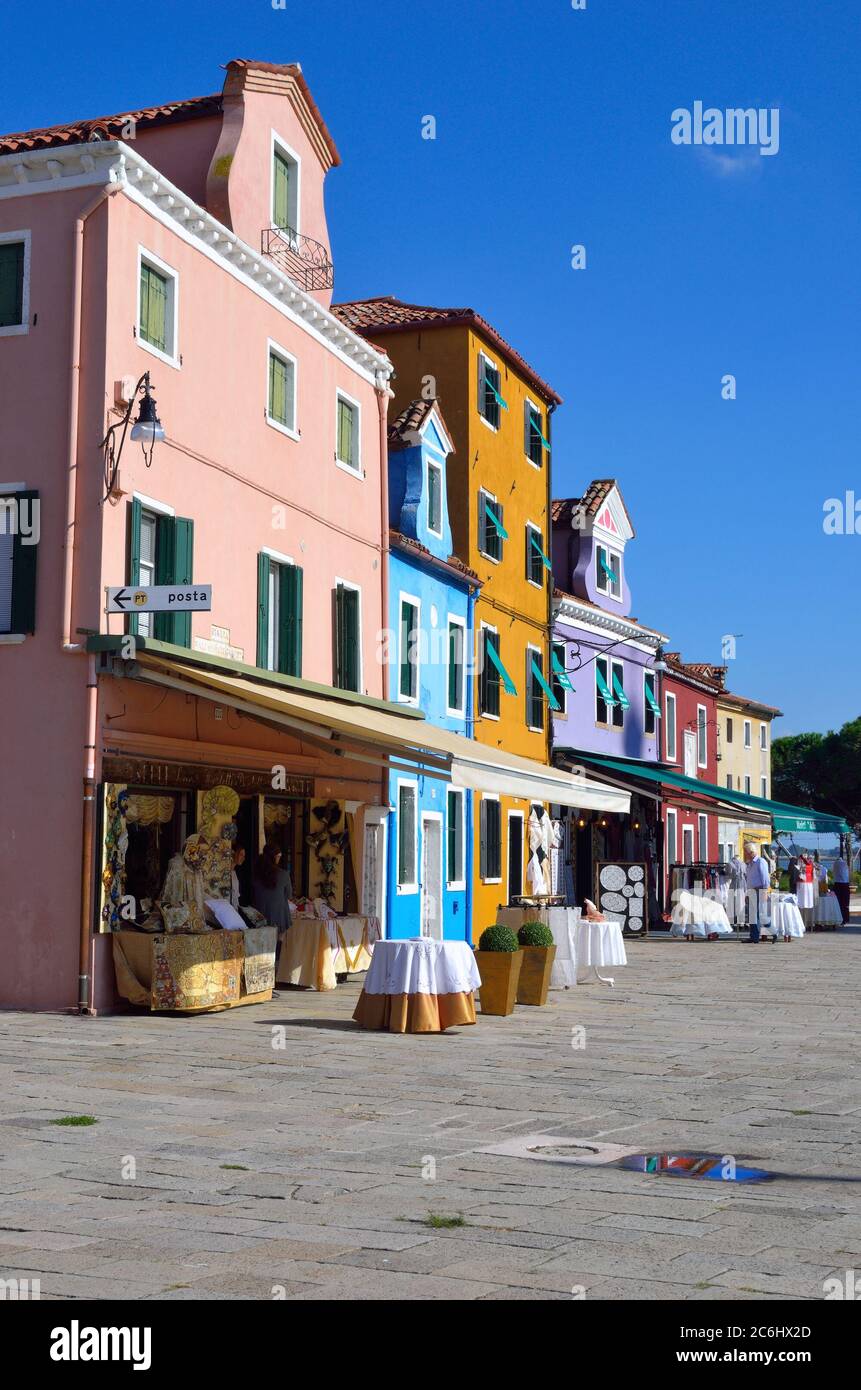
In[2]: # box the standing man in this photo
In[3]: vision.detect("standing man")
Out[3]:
[744,841,771,943]
[787,853,800,896]
[833,850,851,925]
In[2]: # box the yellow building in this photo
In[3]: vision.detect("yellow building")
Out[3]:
[716,689,784,858]
[333,298,562,931]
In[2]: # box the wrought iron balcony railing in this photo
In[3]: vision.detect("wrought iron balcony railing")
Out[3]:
[261,225,334,292]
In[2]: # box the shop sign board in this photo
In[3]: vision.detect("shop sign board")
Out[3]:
[105,584,212,614]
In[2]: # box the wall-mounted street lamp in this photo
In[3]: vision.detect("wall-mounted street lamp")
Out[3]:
[101,371,165,500]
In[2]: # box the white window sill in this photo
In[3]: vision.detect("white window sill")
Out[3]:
[335,457,364,480]
[138,334,180,371]
[524,453,544,470]
[479,710,501,722]
[478,413,500,433]
[396,884,418,895]
[0,632,27,644]
[478,549,502,565]
[266,414,300,442]
[0,322,28,338]
[482,877,502,886]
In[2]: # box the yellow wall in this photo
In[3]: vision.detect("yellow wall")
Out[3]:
[376,323,556,932]
[717,701,774,801]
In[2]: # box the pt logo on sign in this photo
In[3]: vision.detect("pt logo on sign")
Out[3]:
[106,584,212,614]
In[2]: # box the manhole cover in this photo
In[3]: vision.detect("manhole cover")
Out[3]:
[528,1143,600,1158]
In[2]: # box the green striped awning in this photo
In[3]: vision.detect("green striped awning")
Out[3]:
[551,649,574,692]
[531,658,561,712]
[530,534,552,571]
[486,639,517,695]
[484,501,509,540]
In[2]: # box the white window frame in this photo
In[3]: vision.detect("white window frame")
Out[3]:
[697,813,708,860]
[478,619,501,722]
[477,349,502,432]
[666,808,678,865]
[446,786,466,890]
[270,130,302,237]
[696,703,708,768]
[480,793,502,884]
[446,613,466,717]
[334,575,363,693]
[261,546,298,673]
[335,388,362,477]
[136,246,180,369]
[524,396,544,469]
[665,691,678,762]
[595,542,623,602]
[265,338,299,441]
[526,642,544,733]
[0,229,31,338]
[396,779,419,894]
[682,824,695,865]
[478,487,502,565]
[643,668,658,736]
[743,719,752,748]
[397,590,421,707]
[426,457,443,537]
[525,520,544,589]
[759,723,767,750]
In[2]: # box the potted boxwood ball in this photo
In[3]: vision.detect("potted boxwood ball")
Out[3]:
[474,925,523,1016]
[516,921,557,1006]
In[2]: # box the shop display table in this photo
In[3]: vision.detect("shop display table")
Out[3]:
[497,906,579,988]
[669,891,734,940]
[815,892,843,928]
[574,917,628,987]
[277,915,380,991]
[763,893,805,940]
[353,938,480,1033]
[113,927,277,1013]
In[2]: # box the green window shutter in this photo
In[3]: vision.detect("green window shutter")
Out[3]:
[154,515,193,646]
[428,463,441,532]
[9,490,38,633]
[279,563,303,676]
[257,552,271,668]
[269,352,285,425]
[447,790,462,884]
[140,264,167,352]
[335,584,360,691]
[484,799,501,879]
[337,398,354,466]
[0,242,24,328]
[129,496,143,637]
[399,601,416,699]
[448,621,463,709]
[398,785,415,884]
[273,151,291,229]
[482,630,501,717]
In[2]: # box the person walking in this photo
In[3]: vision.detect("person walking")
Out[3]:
[744,842,771,943]
[833,852,851,924]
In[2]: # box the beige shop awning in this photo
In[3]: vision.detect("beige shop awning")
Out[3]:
[122,649,629,814]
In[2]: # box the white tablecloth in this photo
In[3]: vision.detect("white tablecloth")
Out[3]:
[362,938,480,996]
[670,890,734,938]
[816,892,843,926]
[496,906,580,987]
[764,893,805,938]
[574,918,628,969]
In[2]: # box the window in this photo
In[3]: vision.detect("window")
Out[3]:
[397,783,418,890]
[527,647,545,732]
[760,724,767,750]
[479,797,502,881]
[267,344,297,437]
[427,460,442,535]
[596,657,624,728]
[478,353,503,429]
[697,705,708,768]
[138,250,178,364]
[682,825,695,865]
[761,776,767,798]
[666,808,678,864]
[526,523,545,587]
[447,788,465,887]
[697,814,708,860]
[726,717,733,743]
[335,391,361,474]
[257,553,303,676]
[744,775,751,795]
[665,692,677,761]
[272,137,300,233]
[595,544,622,599]
[644,671,659,736]
[129,497,193,645]
[479,626,501,718]
[398,595,420,703]
[726,774,733,790]
[524,400,546,467]
[0,232,29,335]
[333,582,361,691]
[447,617,465,714]
[0,489,38,634]
[743,720,752,748]
[551,640,568,716]
[478,490,504,562]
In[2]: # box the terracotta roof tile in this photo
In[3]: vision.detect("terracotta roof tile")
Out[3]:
[663,653,723,692]
[332,296,562,406]
[0,94,223,154]
[388,397,455,452]
[552,481,633,533]
[389,530,479,584]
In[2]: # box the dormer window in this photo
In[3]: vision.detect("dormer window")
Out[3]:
[427,460,442,535]
[596,544,622,599]
[272,136,300,235]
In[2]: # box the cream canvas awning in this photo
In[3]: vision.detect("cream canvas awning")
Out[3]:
[123,649,629,814]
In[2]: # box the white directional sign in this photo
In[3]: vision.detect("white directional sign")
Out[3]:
[105,584,212,615]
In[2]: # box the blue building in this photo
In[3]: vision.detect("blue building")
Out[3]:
[385,400,479,941]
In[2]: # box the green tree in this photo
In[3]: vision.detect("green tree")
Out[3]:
[773,717,861,830]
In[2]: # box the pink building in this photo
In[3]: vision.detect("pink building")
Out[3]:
[0,59,409,1011]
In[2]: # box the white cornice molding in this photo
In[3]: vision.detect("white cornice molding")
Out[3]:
[553,594,666,649]
[0,141,392,386]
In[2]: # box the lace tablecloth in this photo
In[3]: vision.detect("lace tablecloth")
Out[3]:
[574,918,628,970]
[496,906,580,987]
[670,891,734,938]
[362,938,480,996]
[763,893,805,938]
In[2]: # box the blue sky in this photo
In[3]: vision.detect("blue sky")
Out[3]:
[4,0,858,735]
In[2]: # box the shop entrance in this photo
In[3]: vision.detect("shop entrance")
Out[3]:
[420,814,443,939]
[262,797,309,899]
[508,812,524,901]
[123,788,188,919]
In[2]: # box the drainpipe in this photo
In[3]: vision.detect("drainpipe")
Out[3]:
[63,178,122,1014]
[375,369,393,847]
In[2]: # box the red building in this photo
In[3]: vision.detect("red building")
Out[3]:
[659,655,723,908]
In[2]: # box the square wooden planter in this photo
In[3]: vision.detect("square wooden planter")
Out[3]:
[516,944,557,1006]
[474,948,523,1016]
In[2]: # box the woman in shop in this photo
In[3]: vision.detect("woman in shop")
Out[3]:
[796,852,816,932]
[252,844,294,932]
